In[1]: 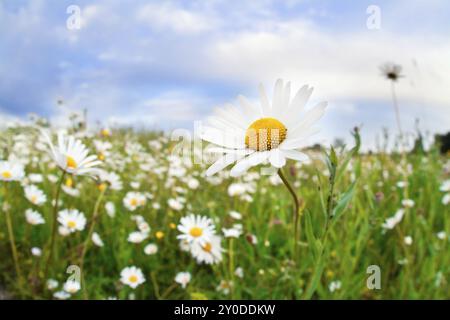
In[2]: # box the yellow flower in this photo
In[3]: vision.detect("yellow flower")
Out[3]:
[155,231,164,239]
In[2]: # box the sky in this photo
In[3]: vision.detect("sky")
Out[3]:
[1,0,449,150]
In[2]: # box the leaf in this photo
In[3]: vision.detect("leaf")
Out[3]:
[304,211,320,259]
[331,181,357,221]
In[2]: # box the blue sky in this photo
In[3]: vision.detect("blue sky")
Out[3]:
[1,0,449,149]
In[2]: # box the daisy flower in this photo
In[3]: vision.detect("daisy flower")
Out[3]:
[98,170,123,191]
[57,209,87,233]
[120,266,145,289]
[25,209,45,225]
[380,62,403,82]
[24,185,47,206]
[201,79,327,177]
[223,227,242,238]
[63,280,81,294]
[177,214,215,245]
[31,247,42,257]
[42,131,102,177]
[144,243,158,255]
[191,235,224,265]
[0,160,25,182]
[175,272,191,289]
[382,209,405,230]
[127,231,148,244]
[47,279,58,290]
[53,291,71,300]
[123,191,146,211]
[92,232,104,247]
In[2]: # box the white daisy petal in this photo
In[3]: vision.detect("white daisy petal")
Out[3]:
[201,126,245,149]
[288,102,327,134]
[230,151,270,177]
[269,149,286,168]
[281,149,309,161]
[258,83,272,116]
[206,153,247,177]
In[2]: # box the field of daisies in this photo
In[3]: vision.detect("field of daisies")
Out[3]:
[0,80,449,300]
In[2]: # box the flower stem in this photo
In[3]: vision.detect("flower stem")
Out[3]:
[44,171,66,280]
[278,168,301,260]
[3,183,25,296]
[228,238,235,299]
[79,187,106,298]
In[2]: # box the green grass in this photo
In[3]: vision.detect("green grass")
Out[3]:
[0,126,448,300]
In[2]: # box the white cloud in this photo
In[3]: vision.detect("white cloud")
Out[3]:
[137,3,214,34]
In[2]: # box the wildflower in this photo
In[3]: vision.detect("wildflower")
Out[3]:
[42,131,102,177]
[191,235,224,265]
[31,247,42,257]
[229,210,242,220]
[63,280,81,294]
[439,180,450,192]
[401,199,415,208]
[128,231,148,244]
[105,201,116,217]
[24,185,47,206]
[216,280,233,295]
[380,62,403,82]
[187,178,199,190]
[155,231,164,240]
[329,280,342,293]
[202,79,326,176]
[0,160,25,181]
[47,279,58,290]
[168,198,184,211]
[442,194,450,205]
[246,233,258,245]
[25,209,45,225]
[92,232,104,247]
[175,272,191,289]
[57,209,87,233]
[177,214,215,245]
[98,170,123,191]
[222,227,242,238]
[144,243,158,255]
[404,236,413,246]
[53,290,71,300]
[234,267,244,278]
[382,209,405,230]
[436,231,447,240]
[123,192,146,211]
[120,266,145,289]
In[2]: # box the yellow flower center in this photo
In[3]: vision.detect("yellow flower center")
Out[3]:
[31,195,38,203]
[67,220,77,228]
[156,231,164,239]
[98,183,107,192]
[101,129,110,137]
[1,171,12,179]
[130,198,138,206]
[98,153,105,161]
[128,275,138,283]
[245,117,287,151]
[65,177,73,188]
[189,227,203,238]
[66,156,77,169]
[202,242,212,253]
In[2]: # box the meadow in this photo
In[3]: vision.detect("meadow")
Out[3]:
[0,115,448,300]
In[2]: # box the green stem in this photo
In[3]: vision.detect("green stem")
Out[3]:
[44,171,66,280]
[278,169,301,260]
[3,183,25,296]
[229,238,235,299]
[79,187,106,298]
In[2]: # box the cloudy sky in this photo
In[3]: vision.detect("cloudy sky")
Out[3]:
[1,0,449,149]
